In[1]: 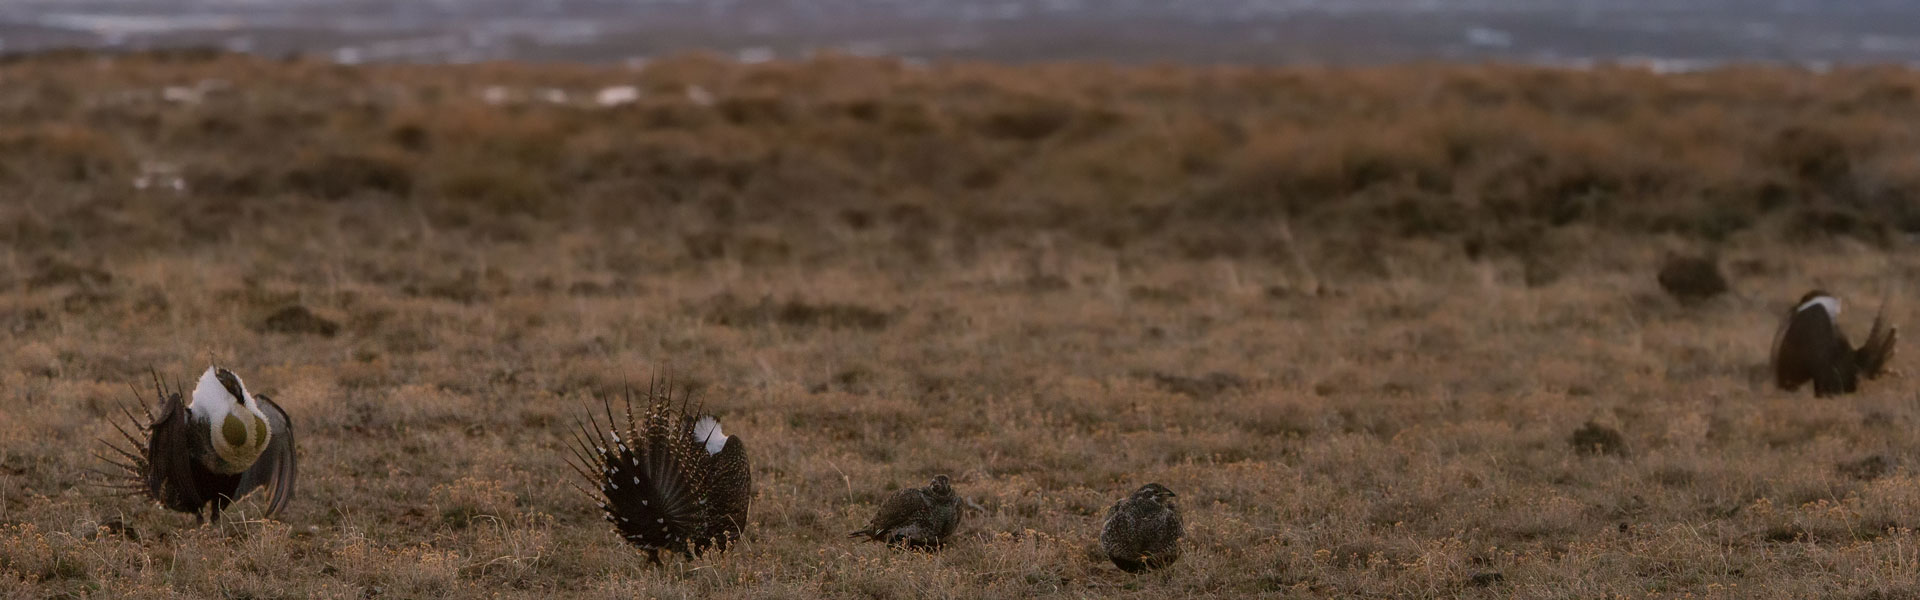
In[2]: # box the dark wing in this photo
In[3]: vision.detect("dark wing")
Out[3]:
[145,392,204,513]
[703,435,752,546]
[1773,305,1842,392]
[931,493,962,540]
[1158,502,1184,552]
[1101,496,1127,526]
[1768,307,1798,389]
[1822,321,1858,397]
[1146,509,1183,569]
[236,393,298,518]
[851,488,928,538]
[1101,500,1148,571]
[1857,302,1899,379]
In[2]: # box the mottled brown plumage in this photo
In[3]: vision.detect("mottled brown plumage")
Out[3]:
[848,474,961,550]
[697,414,752,546]
[1100,483,1183,573]
[1771,290,1898,397]
[565,380,753,564]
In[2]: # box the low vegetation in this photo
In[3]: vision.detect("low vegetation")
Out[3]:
[3,50,1920,598]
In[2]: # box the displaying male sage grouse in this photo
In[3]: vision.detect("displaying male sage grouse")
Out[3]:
[565,382,752,564]
[99,366,298,523]
[1100,483,1183,573]
[1771,290,1898,397]
[848,474,961,550]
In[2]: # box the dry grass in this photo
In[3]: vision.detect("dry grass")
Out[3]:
[5,51,1920,598]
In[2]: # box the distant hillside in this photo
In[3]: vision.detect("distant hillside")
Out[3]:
[4,1,1920,66]
[4,52,1918,278]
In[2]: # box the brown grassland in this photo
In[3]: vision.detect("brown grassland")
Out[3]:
[6,50,1920,598]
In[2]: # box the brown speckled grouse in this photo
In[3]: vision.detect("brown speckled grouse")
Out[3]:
[1771,290,1898,397]
[848,474,961,550]
[565,381,752,563]
[1100,483,1182,573]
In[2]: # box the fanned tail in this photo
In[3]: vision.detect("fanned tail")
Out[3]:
[92,375,165,499]
[572,379,727,561]
[1858,298,1899,378]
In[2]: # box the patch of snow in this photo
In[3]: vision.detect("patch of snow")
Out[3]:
[595,85,639,106]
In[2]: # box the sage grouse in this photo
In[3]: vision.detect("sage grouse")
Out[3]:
[1100,483,1183,573]
[99,367,298,523]
[1771,290,1898,397]
[565,382,752,563]
[848,474,961,550]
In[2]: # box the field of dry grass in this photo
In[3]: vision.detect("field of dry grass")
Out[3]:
[6,51,1920,598]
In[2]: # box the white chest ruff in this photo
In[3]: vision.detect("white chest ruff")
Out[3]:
[1797,296,1840,320]
[693,416,728,455]
[190,367,272,473]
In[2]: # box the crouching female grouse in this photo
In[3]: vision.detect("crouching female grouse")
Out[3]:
[1100,483,1183,572]
[848,474,962,550]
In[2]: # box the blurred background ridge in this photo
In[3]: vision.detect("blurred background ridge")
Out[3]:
[4,0,1920,67]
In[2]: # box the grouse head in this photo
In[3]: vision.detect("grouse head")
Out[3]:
[926,474,953,498]
[1130,483,1177,505]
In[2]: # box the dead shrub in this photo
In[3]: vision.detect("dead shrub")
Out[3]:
[0,124,129,182]
[283,151,414,199]
[703,294,895,331]
[1569,421,1627,456]
[974,99,1077,141]
[258,305,341,337]
[432,165,553,217]
[1784,206,1890,245]
[431,476,520,526]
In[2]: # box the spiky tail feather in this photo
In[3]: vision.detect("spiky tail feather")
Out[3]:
[566,379,735,561]
[1858,302,1899,379]
[89,371,173,499]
